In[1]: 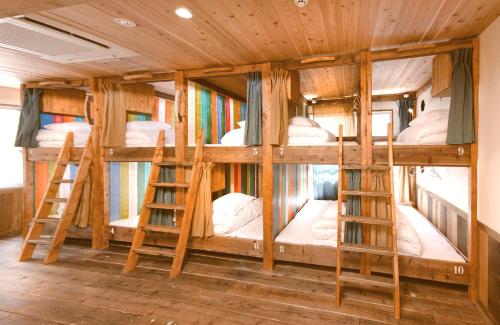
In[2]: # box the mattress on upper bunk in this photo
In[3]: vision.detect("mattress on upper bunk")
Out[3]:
[275,199,465,263]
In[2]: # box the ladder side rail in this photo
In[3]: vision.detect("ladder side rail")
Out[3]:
[336,125,344,306]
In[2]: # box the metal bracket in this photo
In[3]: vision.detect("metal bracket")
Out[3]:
[457,146,464,156]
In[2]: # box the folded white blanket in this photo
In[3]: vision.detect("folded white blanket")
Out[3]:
[44,122,91,132]
[127,121,172,131]
[212,195,262,234]
[125,128,175,146]
[397,119,447,144]
[418,132,447,144]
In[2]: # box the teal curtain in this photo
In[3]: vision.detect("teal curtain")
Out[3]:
[244,72,262,145]
[15,88,42,148]
[447,48,475,144]
[398,98,412,133]
[150,166,176,226]
[344,170,362,244]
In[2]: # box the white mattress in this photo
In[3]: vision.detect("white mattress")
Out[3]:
[110,215,140,227]
[275,200,465,263]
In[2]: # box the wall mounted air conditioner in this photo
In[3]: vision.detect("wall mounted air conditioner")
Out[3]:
[0,16,138,63]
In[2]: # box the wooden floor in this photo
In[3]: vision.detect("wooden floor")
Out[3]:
[0,237,491,325]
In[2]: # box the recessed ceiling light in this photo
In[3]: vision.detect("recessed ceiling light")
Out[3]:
[175,7,193,19]
[113,17,137,28]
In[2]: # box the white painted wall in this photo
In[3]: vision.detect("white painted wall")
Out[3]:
[478,17,500,233]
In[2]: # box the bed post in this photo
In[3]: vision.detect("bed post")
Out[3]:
[359,51,373,274]
[89,77,108,249]
[469,38,479,301]
[175,71,188,226]
[262,62,274,270]
[20,83,34,238]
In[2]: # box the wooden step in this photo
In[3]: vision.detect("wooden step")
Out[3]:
[133,246,176,257]
[52,179,74,184]
[339,271,395,289]
[339,243,394,256]
[145,203,185,211]
[142,225,181,234]
[341,215,393,226]
[155,161,194,167]
[45,198,68,203]
[33,218,60,224]
[27,235,53,245]
[342,165,391,171]
[151,182,189,188]
[341,190,392,198]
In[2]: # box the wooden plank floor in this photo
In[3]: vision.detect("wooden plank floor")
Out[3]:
[0,237,491,325]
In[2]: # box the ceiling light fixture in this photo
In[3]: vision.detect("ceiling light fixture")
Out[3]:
[304,94,317,100]
[113,17,137,28]
[175,7,193,19]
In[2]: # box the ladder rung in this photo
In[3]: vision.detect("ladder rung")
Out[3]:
[342,165,391,170]
[155,162,194,167]
[142,225,181,234]
[151,182,189,188]
[145,203,186,211]
[339,271,395,289]
[45,198,68,203]
[133,246,176,257]
[60,160,80,165]
[341,190,392,198]
[34,218,60,224]
[27,235,53,245]
[52,179,74,184]
[339,243,394,256]
[341,215,393,226]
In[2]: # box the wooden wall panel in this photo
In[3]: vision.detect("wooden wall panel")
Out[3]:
[0,187,22,237]
[121,83,155,114]
[40,88,86,116]
[478,222,500,325]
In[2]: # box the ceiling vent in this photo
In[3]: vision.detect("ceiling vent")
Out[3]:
[0,17,138,63]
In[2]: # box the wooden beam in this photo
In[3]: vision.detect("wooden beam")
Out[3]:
[101,72,175,85]
[24,79,89,89]
[194,79,246,103]
[155,91,175,101]
[283,53,359,70]
[372,93,406,102]
[372,39,473,62]
[262,62,274,270]
[185,63,263,79]
[309,97,354,106]
[89,78,107,249]
[175,71,188,227]
[469,38,479,301]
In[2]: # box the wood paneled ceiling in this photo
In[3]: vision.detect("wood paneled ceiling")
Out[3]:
[0,0,498,84]
[372,56,433,95]
[300,65,359,99]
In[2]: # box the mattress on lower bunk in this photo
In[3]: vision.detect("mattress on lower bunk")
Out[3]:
[275,200,465,263]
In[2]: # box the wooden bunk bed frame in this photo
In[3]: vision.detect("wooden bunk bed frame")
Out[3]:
[21,38,479,298]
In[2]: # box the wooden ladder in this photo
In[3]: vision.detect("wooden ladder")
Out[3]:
[124,130,204,279]
[19,131,93,264]
[335,124,400,319]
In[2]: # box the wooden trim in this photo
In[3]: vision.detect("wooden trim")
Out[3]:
[261,62,273,270]
[101,72,175,85]
[479,222,500,244]
[194,79,246,103]
[372,39,474,62]
[24,79,89,89]
[283,53,359,70]
[185,63,263,79]
[469,38,480,301]
[372,93,407,102]
[154,91,175,101]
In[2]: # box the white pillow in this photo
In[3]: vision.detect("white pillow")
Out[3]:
[127,121,172,131]
[396,206,422,256]
[289,116,319,127]
[409,110,448,127]
[213,193,256,215]
[237,120,246,129]
[212,193,259,234]
[44,122,91,132]
[220,128,244,145]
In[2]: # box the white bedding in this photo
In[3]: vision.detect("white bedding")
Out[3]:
[37,123,91,147]
[396,110,449,144]
[275,200,465,262]
[126,121,175,146]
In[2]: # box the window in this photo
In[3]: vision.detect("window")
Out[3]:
[0,108,23,188]
[372,110,393,137]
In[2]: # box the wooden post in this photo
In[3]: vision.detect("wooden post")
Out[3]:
[359,51,373,274]
[19,83,33,238]
[175,71,188,224]
[89,78,108,249]
[262,63,274,270]
[469,38,479,301]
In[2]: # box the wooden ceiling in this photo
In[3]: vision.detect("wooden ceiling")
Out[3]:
[0,0,498,85]
[300,65,359,99]
[372,56,433,95]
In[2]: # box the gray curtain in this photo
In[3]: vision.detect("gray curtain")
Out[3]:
[15,88,42,148]
[150,166,176,226]
[244,72,262,145]
[447,48,474,144]
[398,98,412,133]
[344,170,362,244]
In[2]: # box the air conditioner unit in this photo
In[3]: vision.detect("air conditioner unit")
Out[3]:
[0,17,138,63]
